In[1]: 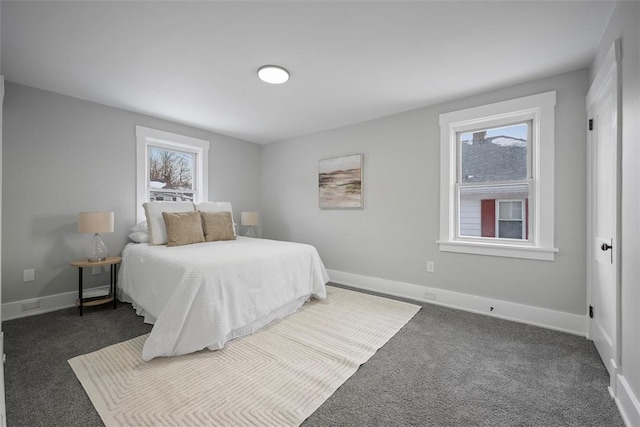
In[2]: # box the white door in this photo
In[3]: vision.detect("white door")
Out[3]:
[587,41,621,392]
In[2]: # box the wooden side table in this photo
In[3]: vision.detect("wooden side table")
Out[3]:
[70,256,122,316]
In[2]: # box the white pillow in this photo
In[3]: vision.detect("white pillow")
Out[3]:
[130,221,148,233]
[195,202,237,236]
[129,231,149,243]
[143,202,195,245]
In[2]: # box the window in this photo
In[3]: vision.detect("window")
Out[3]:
[458,122,530,241]
[148,146,196,202]
[136,126,209,222]
[496,200,526,239]
[438,91,557,261]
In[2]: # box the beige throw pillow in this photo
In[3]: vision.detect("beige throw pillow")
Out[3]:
[196,202,237,236]
[143,201,195,245]
[162,211,205,247]
[201,211,236,242]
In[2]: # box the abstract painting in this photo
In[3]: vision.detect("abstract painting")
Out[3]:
[319,154,363,209]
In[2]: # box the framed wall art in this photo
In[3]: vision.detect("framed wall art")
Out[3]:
[318,153,363,209]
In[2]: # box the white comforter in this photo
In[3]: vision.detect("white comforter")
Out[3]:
[118,237,329,361]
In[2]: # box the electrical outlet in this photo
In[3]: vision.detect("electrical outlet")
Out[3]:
[23,269,35,282]
[92,266,101,275]
[423,291,437,301]
[427,261,435,273]
[21,300,40,311]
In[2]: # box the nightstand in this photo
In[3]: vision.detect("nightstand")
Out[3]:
[70,256,122,316]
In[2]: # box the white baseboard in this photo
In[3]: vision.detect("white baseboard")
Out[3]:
[2,286,110,321]
[616,374,640,427]
[327,269,586,336]
[5,273,586,336]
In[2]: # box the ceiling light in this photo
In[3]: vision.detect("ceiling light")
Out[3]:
[257,65,290,84]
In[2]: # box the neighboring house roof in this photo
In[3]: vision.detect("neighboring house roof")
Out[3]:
[461,135,527,182]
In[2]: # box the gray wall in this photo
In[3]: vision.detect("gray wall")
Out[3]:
[261,68,588,315]
[592,0,640,418]
[2,82,261,303]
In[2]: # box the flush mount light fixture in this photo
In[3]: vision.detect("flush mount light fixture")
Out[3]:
[257,65,290,84]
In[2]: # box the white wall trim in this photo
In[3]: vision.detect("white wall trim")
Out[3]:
[2,286,110,321]
[437,240,558,261]
[615,374,640,427]
[327,269,586,336]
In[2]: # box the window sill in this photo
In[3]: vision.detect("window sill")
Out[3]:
[436,240,558,261]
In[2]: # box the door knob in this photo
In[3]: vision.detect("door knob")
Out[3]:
[601,242,612,251]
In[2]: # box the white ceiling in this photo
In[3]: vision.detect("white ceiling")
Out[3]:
[1,1,615,144]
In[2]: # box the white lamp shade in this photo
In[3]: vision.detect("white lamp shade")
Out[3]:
[241,212,259,226]
[78,212,114,234]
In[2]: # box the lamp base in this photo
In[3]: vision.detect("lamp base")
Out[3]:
[86,233,108,262]
[245,226,257,238]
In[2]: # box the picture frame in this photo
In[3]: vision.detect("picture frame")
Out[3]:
[318,153,363,209]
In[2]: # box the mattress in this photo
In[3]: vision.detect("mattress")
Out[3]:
[118,237,329,360]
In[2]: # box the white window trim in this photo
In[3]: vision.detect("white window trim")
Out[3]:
[437,91,558,261]
[135,126,209,222]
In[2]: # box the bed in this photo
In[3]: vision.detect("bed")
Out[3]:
[119,234,329,361]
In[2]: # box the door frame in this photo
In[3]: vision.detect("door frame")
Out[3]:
[586,39,622,396]
[0,75,5,427]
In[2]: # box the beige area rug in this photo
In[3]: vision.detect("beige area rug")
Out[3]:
[68,286,421,426]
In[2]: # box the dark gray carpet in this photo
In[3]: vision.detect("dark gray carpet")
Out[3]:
[4,286,624,427]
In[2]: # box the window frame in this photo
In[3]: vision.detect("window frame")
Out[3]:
[136,126,210,222]
[437,91,558,261]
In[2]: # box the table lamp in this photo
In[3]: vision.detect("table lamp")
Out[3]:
[241,212,259,238]
[78,211,114,262]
